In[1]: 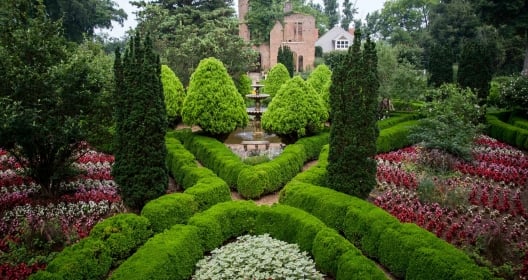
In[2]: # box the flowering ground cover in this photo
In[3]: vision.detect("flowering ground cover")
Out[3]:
[374,135,528,279]
[0,148,124,279]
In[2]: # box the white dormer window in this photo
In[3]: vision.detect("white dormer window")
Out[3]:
[335,39,349,50]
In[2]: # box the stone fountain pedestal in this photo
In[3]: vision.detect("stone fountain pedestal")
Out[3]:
[246,84,269,137]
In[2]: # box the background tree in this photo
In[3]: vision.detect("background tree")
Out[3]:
[181,57,248,138]
[261,76,328,144]
[326,29,380,199]
[161,65,186,127]
[323,0,339,28]
[340,0,357,30]
[427,43,454,87]
[236,73,254,98]
[44,0,127,43]
[469,0,528,75]
[0,0,107,197]
[277,45,295,77]
[498,75,528,114]
[263,63,291,100]
[306,64,332,113]
[112,33,168,210]
[134,0,257,85]
[457,36,496,102]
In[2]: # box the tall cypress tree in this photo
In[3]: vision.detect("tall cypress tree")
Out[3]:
[427,43,454,87]
[277,45,294,77]
[326,29,379,199]
[112,33,168,210]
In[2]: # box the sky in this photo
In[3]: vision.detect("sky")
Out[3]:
[104,0,386,38]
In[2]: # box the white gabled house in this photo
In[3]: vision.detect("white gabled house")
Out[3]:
[315,25,355,53]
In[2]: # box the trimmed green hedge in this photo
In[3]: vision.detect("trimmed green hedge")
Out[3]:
[89,213,153,266]
[511,116,528,130]
[377,112,419,130]
[279,182,493,280]
[236,133,329,198]
[110,224,203,280]
[141,193,198,233]
[377,120,419,153]
[30,238,112,280]
[486,113,528,150]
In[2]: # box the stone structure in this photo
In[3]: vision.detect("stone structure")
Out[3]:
[238,0,318,72]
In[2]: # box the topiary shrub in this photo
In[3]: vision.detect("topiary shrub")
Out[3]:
[263,63,290,100]
[161,65,186,127]
[89,213,153,266]
[312,228,358,276]
[262,76,328,144]
[184,177,232,211]
[235,72,253,98]
[181,57,248,139]
[306,64,332,113]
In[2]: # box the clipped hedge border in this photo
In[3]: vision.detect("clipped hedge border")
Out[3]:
[237,133,329,198]
[279,182,493,280]
[141,134,231,233]
[376,120,419,153]
[486,113,528,150]
[110,224,203,280]
[30,214,153,280]
[187,201,386,279]
[377,112,420,130]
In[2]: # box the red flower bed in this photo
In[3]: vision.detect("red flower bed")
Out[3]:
[0,148,123,280]
[374,135,528,279]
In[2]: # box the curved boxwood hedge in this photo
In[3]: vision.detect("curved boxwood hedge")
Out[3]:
[486,112,528,150]
[279,182,493,280]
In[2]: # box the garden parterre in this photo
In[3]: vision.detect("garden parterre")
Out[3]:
[0,148,124,279]
[374,135,528,278]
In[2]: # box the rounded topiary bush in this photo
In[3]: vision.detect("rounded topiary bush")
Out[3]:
[161,65,186,127]
[306,64,332,112]
[263,63,290,99]
[262,76,328,144]
[181,57,248,139]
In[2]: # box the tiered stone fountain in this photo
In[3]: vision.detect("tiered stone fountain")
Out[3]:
[246,83,269,137]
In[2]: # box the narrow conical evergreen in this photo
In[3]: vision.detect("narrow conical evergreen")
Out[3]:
[112,33,168,210]
[277,45,294,77]
[326,29,380,199]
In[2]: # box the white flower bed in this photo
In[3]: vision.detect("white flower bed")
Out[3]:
[193,234,324,280]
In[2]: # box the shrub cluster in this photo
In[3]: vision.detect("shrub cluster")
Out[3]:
[30,214,152,279]
[279,182,493,280]
[486,111,528,150]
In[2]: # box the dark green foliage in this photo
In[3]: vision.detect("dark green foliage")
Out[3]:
[109,224,203,280]
[262,76,328,143]
[42,238,112,280]
[458,39,495,101]
[427,43,454,87]
[112,33,168,210]
[161,65,186,127]
[315,46,323,58]
[277,45,295,76]
[263,63,291,99]
[326,29,379,199]
[89,213,153,266]
[409,84,484,160]
[323,51,348,71]
[0,1,104,198]
[140,193,198,233]
[181,57,248,137]
[44,0,126,43]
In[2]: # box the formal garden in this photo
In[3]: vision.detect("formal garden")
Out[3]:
[2,0,528,279]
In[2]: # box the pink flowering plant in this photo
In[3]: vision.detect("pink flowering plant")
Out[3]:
[0,148,124,279]
[373,135,528,279]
